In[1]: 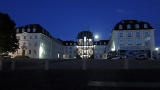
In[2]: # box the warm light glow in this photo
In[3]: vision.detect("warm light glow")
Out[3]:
[94,35,99,39]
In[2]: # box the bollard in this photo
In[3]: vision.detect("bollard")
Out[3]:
[11,60,15,71]
[82,60,87,70]
[124,60,129,70]
[0,59,2,71]
[44,60,49,70]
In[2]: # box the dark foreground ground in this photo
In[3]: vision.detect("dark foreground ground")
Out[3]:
[1,59,160,90]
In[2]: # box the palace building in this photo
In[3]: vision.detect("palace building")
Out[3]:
[108,20,155,58]
[10,20,155,59]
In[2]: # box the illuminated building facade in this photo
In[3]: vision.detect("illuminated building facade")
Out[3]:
[108,20,155,58]
[10,24,63,59]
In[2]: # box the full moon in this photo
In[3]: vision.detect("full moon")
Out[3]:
[95,35,99,39]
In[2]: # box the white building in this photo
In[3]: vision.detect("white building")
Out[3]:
[94,40,109,59]
[10,24,63,59]
[63,41,77,59]
[108,20,155,58]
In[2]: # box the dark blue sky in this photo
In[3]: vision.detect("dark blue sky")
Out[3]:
[0,0,160,45]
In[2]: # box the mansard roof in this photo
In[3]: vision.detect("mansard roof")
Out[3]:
[114,20,154,30]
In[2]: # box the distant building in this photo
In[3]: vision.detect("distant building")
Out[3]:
[108,20,155,58]
[10,24,63,59]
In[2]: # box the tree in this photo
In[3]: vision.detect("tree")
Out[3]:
[0,12,18,55]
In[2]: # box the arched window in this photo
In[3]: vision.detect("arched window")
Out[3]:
[119,25,123,29]
[135,24,139,29]
[127,24,131,29]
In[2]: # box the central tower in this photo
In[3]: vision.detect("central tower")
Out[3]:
[77,31,94,59]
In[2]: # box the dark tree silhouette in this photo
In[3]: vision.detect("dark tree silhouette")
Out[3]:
[0,12,18,55]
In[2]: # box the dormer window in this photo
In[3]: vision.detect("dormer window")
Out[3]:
[119,25,123,30]
[33,28,36,32]
[22,28,25,33]
[135,24,139,29]
[144,24,148,28]
[127,24,131,29]
[16,28,19,33]
[27,28,30,32]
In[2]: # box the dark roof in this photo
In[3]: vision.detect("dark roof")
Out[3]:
[94,40,109,45]
[63,41,77,46]
[114,20,154,30]
[16,24,52,38]
[77,31,93,39]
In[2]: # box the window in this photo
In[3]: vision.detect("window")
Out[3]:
[35,36,38,39]
[22,28,25,33]
[24,36,26,39]
[27,28,30,32]
[145,40,150,46]
[119,25,123,29]
[33,28,36,32]
[127,24,131,29]
[120,40,124,45]
[30,36,32,39]
[128,40,133,45]
[144,24,148,28]
[135,24,139,29]
[29,43,32,47]
[17,36,20,40]
[29,50,31,54]
[136,32,140,37]
[119,32,123,37]
[16,29,19,33]
[136,40,141,45]
[144,32,150,37]
[127,32,132,37]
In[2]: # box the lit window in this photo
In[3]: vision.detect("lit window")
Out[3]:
[144,32,150,37]
[127,32,132,37]
[135,24,139,29]
[30,36,32,39]
[128,40,132,45]
[119,25,123,29]
[136,40,141,45]
[119,32,123,37]
[144,24,148,28]
[35,36,38,39]
[136,32,140,37]
[24,36,26,39]
[127,24,131,29]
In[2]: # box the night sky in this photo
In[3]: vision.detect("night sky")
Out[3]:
[0,0,160,46]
